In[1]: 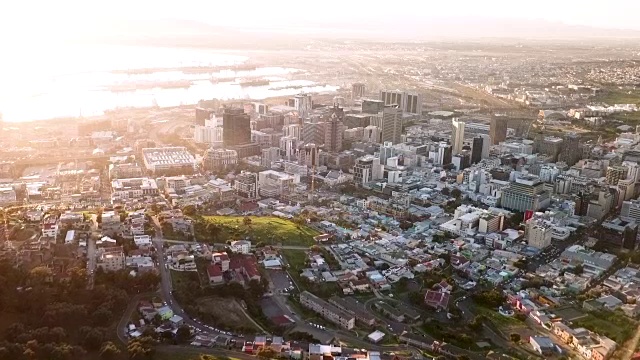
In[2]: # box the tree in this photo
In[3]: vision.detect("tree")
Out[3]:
[176,325,192,343]
[574,264,584,275]
[257,347,279,360]
[510,333,521,343]
[440,188,450,196]
[243,216,252,227]
[182,205,197,217]
[451,188,462,199]
[395,277,409,292]
[127,337,155,359]
[99,341,121,359]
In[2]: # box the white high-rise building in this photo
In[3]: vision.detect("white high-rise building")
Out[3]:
[526,218,552,249]
[451,118,465,155]
[294,93,313,118]
[283,124,301,140]
[363,125,381,143]
[194,116,224,146]
[279,136,298,161]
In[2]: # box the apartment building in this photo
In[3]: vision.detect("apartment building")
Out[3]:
[111,177,159,204]
[96,246,125,272]
[328,296,376,326]
[300,291,355,329]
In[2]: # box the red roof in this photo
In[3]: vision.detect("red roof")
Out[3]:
[212,252,230,263]
[424,290,450,309]
[207,264,223,278]
[243,256,260,278]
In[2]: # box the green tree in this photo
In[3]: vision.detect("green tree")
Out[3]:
[182,205,197,217]
[243,216,252,227]
[451,188,462,199]
[257,347,279,360]
[440,188,450,196]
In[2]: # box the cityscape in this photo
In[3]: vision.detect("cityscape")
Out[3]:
[6,3,640,360]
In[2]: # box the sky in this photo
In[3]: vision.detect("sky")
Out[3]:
[2,0,640,45]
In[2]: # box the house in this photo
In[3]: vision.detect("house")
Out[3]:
[424,290,450,310]
[450,255,470,270]
[207,264,224,285]
[230,240,252,254]
[530,336,555,355]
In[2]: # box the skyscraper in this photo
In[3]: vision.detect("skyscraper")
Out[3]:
[379,90,422,115]
[489,117,508,145]
[222,108,251,146]
[351,83,366,100]
[480,134,491,159]
[302,120,326,146]
[294,93,313,118]
[471,136,483,164]
[324,106,344,153]
[451,118,465,154]
[381,107,403,144]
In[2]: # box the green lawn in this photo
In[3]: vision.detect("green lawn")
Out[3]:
[597,89,640,105]
[170,270,200,291]
[198,216,319,246]
[475,306,523,328]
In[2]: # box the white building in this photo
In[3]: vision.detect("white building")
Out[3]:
[451,118,465,154]
[258,170,298,198]
[142,147,196,173]
[111,178,159,204]
[230,240,252,254]
[526,218,552,249]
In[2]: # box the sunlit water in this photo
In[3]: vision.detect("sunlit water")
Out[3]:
[0,44,338,122]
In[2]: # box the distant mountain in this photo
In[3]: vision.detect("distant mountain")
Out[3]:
[70,17,640,48]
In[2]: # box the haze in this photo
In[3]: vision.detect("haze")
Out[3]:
[3,0,640,47]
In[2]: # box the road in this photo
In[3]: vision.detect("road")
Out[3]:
[117,293,155,344]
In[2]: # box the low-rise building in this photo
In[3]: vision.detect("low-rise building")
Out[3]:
[300,291,355,329]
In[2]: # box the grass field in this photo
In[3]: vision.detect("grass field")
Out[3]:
[475,306,524,328]
[170,270,200,290]
[597,89,640,106]
[199,216,319,246]
[194,297,258,331]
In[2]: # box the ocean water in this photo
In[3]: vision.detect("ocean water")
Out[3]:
[0,44,338,122]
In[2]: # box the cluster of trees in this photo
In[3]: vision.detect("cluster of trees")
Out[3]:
[0,259,159,360]
[471,289,506,308]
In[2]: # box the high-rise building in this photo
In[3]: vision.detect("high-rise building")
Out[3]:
[480,134,491,159]
[222,108,251,146]
[435,142,452,165]
[489,117,508,145]
[299,143,320,167]
[195,107,214,125]
[261,147,281,168]
[381,107,403,144]
[471,136,484,164]
[294,93,313,118]
[379,90,422,114]
[363,125,381,143]
[501,175,551,212]
[606,166,628,185]
[451,118,465,154]
[353,155,383,186]
[324,111,344,153]
[279,136,298,161]
[302,121,326,146]
[558,133,582,166]
[622,199,640,222]
[379,142,396,165]
[283,124,301,140]
[526,219,552,249]
[351,83,366,100]
[194,116,224,146]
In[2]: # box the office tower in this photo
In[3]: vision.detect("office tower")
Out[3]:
[294,93,313,118]
[489,117,508,145]
[606,166,628,185]
[379,142,396,165]
[302,121,326,146]
[526,219,552,249]
[363,125,381,144]
[452,152,471,171]
[344,114,372,129]
[299,143,319,167]
[361,99,385,114]
[222,108,251,146]
[352,83,366,100]
[381,107,403,144]
[353,155,383,186]
[534,135,563,161]
[451,118,465,154]
[261,147,281,168]
[324,106,344,153]
[404,92,422,114]
[283,124,301,140]
[501,175,551,212]
[471,136,484,164]
[195,107,214,125]
[436,143,452,165]
[380,90,422,115]
[279,136,298,161]
[480,134,491,159]
[558,133,581,166]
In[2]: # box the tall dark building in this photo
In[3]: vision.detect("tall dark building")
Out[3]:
[324,106,344,153]
[489,117,508,145]
[222,108,251,146]
[195,107,214,125]
[471,136,483,164]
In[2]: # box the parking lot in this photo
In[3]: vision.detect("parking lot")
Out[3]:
[269,270,295,294]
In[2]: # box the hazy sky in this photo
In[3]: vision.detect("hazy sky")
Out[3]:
[2,0,640,44]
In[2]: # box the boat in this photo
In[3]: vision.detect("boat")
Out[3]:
[209,77,237,84]
[238,79,270,87]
